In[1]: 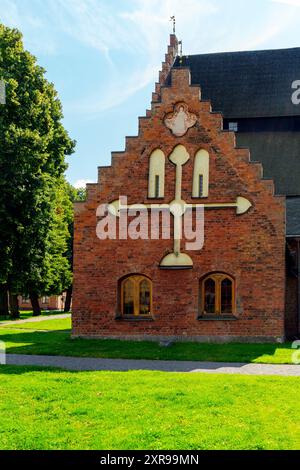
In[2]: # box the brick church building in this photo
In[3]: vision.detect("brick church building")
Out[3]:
[73,35,300,343]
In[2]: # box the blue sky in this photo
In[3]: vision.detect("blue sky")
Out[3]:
[1,0,300,187]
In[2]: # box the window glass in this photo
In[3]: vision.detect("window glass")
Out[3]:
[204,278,215,314]
[199,174,204,197]
[229,122,238,132]
[221,278,233,314]
[123,280,134,315]
[139,280,151,315]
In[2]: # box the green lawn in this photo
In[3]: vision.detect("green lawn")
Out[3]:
[0,365,299,450]
[0,318,296,364]
[0,318,72,331]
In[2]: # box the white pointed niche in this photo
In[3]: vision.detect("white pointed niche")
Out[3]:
[192,149,209,198]
[148,149,165,199]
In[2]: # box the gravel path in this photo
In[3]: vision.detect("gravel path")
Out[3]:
[0,314,70,326]
[3,354,300,376]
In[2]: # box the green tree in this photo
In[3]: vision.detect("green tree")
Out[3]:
[0,24,75,317]
[63,184,86,313]
[24,178,75,315]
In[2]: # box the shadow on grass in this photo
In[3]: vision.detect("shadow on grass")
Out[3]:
[0,328,294,364]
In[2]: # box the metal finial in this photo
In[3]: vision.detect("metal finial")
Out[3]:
[178,40,183,65]
[170,16,176,34]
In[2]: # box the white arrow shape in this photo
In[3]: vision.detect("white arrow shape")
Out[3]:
[108,196,252,217]
[192,197,252,215]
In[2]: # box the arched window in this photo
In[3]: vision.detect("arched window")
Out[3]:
[192,149,209,198]
[201,273,235,316]
[121,275,152,316]
[148,149,165,198]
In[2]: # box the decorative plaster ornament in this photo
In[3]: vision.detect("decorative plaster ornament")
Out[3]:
[164,103,197,137]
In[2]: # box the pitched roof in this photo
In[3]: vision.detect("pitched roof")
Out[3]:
[174,48,300,118]
[236,132,300,196]
[171,48,300,200]
[286,197,300,237]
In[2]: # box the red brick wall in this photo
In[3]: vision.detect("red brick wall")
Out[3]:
[72,50,286,342]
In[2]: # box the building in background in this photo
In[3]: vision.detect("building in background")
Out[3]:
[18,293,67,311]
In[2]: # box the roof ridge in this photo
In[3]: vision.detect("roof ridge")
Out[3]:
[183,46,300,57]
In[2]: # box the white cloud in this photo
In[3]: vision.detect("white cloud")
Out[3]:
[226,6,297,52]
[66,62,157,117]
[271,0,300,5]
[0,0,57,54]
[0,0,20,25]
[58,0,219,116]
[48,0,126,58]
[56,0,298,117]
[2,0,299,119]
[73,179,94,189]
[2,0,219,117]
[50,0,217,57]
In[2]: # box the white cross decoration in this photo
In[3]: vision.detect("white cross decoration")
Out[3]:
[109,145,252,269]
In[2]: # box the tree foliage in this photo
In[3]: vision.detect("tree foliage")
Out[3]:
[0,23,75,311]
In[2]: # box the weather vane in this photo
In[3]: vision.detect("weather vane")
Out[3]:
[170,16,176,34]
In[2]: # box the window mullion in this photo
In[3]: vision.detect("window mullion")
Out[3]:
[133,280,139,316]
[216,278,221,315]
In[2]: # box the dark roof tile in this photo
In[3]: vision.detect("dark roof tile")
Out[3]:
[236,132,300,196]
[286,197,300,237]
[174,48,300,118]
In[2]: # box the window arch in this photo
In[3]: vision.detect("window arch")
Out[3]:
[201,273,235,316]
[148,149,165,198]
[121,275,152,317]
[192,149,209,198]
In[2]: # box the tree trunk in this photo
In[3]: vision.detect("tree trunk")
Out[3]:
[0,285,9,318]
[9,291,20,319]
[30,292,41,317]
[64,285,72,313]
